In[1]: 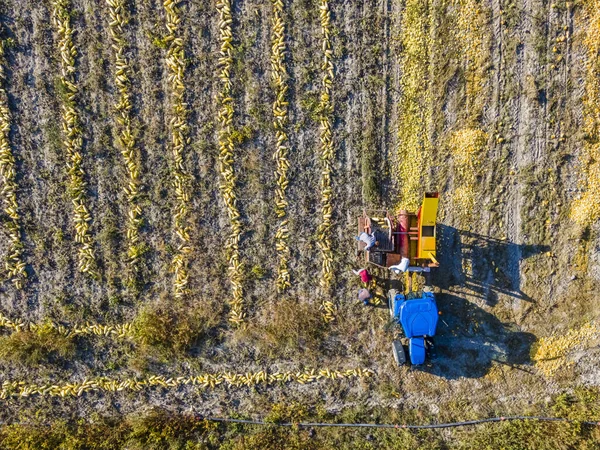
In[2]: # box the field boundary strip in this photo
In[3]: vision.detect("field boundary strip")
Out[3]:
[106,0,145,276]
[163,0,193,298]
[271,0,292,293]
[51,0,99,279]
[316,0,335,322]
[216,0,245,325]
[0,368,374,399]
[0,39,26,288]
[199,415,600,429]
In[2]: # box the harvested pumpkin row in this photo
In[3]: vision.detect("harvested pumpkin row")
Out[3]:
[270,0,292,292]
[316,0,336,322]
[0,311,133,338]
[163,0,193,298]
[217,0,244,325]
[0,38,26,288]
[51,0,99,278]
[0,368,374,399]
[106,0,145,273]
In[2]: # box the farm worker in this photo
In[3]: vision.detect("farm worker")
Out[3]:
[389,257,410,274]
[352,268,371,284]
[356,232,378,250]
[357,288,371,306]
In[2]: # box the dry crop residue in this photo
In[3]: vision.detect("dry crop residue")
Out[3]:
[532,322,600,377]
[570,0,600,227]
[396,0,433,211]
[448,128,487,223]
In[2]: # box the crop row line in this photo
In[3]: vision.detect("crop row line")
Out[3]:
[316,0,336,323]
[52,0,99,278]
[271,0,292,292]
[0,39,26,288]
[106,0,145,273]
[0,312,133,338]
[450,0,490,224]
[0,368,374,399]
[396,0,433,211]
[217,0,244,325]
[163,0,193,298]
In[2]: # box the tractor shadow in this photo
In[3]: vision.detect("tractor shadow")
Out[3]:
[419,292,537,379]
[434,224,550,306]
[417,225,546,378]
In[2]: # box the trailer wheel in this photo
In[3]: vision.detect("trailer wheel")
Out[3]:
[392,340,406,366]
[388,289,398,318]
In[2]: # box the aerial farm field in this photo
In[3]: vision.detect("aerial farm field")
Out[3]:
[0,0,600,447]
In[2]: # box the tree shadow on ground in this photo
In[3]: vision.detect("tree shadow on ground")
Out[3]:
[418,292,537,379]
[435,224,550,306]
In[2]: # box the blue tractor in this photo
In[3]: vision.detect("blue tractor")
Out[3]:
[388,289,439,365]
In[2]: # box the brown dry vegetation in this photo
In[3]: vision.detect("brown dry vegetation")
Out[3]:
[0,0,599,447]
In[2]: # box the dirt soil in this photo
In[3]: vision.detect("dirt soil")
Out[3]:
[0,0,599,428]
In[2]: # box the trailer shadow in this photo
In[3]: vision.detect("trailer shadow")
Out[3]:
[419,292,537,379]
[434,224,550,306]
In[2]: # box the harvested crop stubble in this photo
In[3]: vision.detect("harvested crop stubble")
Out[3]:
[0,311,133,338]
[271,0,292,292]
[396,0,433,211]
[52,0,99,278]
[0,368,374,399]
[454,0,490,118]
[163,0,193,298]
[317,0,336,322]
[106,0,145,273]
[532,322,600,377]
[217,0,245,325]
[448,128,486,221]
[571,0,600,226]
[0,39,26,288]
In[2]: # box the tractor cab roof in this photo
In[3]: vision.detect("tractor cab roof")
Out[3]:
[398,292,438,338]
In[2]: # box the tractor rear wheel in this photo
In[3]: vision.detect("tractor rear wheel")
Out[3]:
[392,340,406,366]
[388,289,398,318]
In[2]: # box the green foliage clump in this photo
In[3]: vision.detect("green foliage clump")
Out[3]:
[236,299,324,359]
[0,323,75,366]
[132,297,221,355]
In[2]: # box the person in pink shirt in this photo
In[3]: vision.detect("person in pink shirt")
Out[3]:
[352,268,371,284]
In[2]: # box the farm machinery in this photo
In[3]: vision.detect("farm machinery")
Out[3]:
[357,193,441,365]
